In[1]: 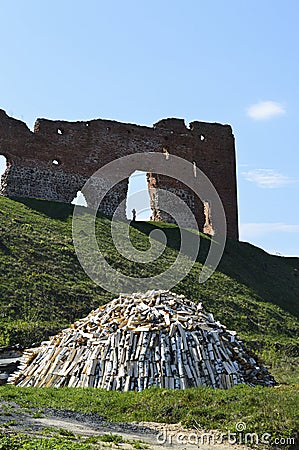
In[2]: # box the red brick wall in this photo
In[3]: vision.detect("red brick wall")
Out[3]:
[0,110,238,239]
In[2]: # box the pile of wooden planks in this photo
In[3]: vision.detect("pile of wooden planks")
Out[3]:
[10,290,276,390]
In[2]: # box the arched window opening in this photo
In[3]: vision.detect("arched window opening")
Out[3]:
[0,155,7,180]
[126,171,151,221]
[71,191,87,207]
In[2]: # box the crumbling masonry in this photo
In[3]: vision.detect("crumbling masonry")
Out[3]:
[0,110,238,239]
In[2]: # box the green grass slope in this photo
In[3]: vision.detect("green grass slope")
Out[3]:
[0,196,298,362]
[1,384,298,445]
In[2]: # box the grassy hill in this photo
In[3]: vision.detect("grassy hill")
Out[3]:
[1,196,299,448]
[0,196,298,364]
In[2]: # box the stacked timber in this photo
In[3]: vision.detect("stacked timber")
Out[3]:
[0,345,23,385]
[10,290,276,390]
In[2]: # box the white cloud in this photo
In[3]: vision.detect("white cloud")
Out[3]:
[240,222,299,239]
[242,169,296,188]
[247,101,286,120]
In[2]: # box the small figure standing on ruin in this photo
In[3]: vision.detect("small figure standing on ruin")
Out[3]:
[132,208,136,221]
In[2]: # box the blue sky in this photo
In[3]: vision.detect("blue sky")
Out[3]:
[0,0,298,256]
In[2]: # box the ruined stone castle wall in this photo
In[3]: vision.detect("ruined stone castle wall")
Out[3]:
[0,110,239,239]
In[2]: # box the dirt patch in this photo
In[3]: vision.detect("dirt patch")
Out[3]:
[0,401,251,450]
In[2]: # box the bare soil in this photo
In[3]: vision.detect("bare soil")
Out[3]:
[0,400,253,450]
